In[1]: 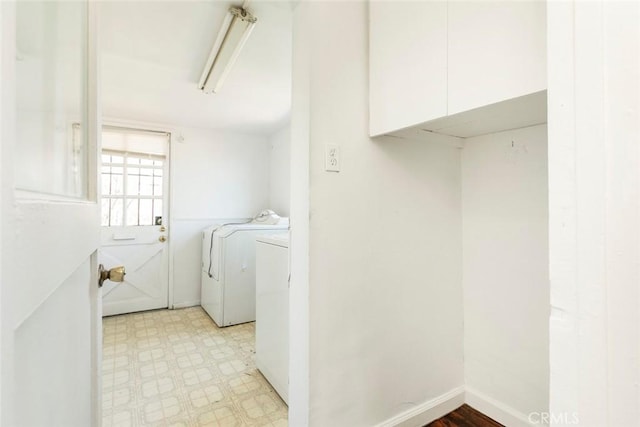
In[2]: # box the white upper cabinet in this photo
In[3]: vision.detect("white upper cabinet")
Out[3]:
[447,1,546,115]
[369,1,447,137]
[369,0,547,138]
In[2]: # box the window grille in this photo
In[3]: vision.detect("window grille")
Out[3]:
[101,150,165,226]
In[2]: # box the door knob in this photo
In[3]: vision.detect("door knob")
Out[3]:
[98,264,126,287]
[159,235,167,242]
[159,226,166,232]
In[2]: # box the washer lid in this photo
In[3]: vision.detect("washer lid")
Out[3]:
[214,219,289,238]
[256,233,289,248]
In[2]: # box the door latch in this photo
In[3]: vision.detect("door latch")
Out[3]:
[98,264,126,287]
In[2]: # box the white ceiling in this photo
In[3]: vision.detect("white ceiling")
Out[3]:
[100,1,292,135]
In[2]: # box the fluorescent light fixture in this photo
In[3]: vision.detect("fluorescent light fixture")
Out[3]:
[198,6,257,94]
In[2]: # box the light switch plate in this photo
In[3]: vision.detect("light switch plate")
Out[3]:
[325,144,340,172]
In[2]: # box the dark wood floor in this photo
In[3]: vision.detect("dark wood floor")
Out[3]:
[426,405,504,427]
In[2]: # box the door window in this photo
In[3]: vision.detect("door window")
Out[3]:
[101,151,165,226]
[15,1,88,198]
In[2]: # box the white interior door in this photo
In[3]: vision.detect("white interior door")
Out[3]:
[1,1,101,426]
[99,128,170,316]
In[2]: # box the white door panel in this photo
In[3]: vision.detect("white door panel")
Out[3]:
[2,1,101,426]
[15,259,93,426]
[101,231,168,316]
[11,202,100,322]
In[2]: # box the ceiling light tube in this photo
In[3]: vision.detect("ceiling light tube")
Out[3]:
[198,6,257,94]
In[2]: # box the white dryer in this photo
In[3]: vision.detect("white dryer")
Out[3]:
[201,220,288,327]
[256,233,290,403]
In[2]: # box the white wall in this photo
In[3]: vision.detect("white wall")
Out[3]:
[548,1,640,425]
[0,2,6,421]
[462,125,549,423]
[169,126,270,307]
[294,2,465,425]
[268,124,291,217]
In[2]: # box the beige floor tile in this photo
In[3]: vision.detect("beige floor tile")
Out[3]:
[103,307,287,426]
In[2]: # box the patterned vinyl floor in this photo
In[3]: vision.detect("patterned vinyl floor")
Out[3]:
[102,307,288,426]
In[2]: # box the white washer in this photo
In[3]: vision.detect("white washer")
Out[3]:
[201,221,288,327]
[255,233,289,403]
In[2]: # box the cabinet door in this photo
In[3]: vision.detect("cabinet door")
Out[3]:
[447,1,546,115]
[369,1,447,136]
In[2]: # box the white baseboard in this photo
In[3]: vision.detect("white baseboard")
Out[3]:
[375,386,465,427]
[465,387,533,427]
[172,301,200,309]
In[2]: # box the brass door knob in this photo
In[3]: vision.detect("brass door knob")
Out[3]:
[98,264,126,287]
[159,235,167,242]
